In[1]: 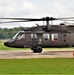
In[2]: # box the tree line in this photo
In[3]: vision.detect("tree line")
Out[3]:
[0,27,25,39]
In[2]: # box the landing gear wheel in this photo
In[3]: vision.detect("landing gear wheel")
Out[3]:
[36,46,42,53]
[31,46,42,53]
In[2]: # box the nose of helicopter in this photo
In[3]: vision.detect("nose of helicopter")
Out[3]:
[4,39,15,47]
[4,41,10,47]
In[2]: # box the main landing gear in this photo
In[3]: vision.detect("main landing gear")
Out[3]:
[31,46,42,53]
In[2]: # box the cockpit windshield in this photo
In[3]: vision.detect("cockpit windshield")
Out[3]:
[12,31,24,40]
[12,32,19,39]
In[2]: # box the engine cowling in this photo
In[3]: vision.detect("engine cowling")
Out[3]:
[43,25,67,32]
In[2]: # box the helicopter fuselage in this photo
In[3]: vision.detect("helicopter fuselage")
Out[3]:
[4,24,74,53]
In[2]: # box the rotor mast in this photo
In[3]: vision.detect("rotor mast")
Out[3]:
[45,17,53,31]
[46,17,50,26]
[45,17,54,25]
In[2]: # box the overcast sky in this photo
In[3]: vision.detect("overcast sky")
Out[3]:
[0,0,74,28]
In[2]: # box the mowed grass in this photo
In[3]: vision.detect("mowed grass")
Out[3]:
[0,58,73,74]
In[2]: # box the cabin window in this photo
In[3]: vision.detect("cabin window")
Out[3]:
[31,34,37,38]
[51,34,58,42]
[43,33,50,40]
[31,34,33,38]
[17,33,25,40]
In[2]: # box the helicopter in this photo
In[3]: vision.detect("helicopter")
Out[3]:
[0,16,74,53]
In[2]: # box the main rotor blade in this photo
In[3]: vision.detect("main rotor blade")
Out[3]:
[0,17,74,22]
[0,17,55,21]
[55,17,74,20]
[58,19,74,21]
[0,18,45,21]
[0,20,30,24]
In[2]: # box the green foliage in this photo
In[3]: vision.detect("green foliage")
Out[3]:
[0,59,74,74]
[0,27,24,39]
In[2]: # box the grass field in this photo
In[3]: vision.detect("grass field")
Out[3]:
[0,40,74,75]
[0,58,74,74]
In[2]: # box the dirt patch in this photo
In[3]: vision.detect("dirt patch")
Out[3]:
[0,50,74,59]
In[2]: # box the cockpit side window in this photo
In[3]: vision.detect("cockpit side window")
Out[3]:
[17,33,25,40]
[12,32,19,39]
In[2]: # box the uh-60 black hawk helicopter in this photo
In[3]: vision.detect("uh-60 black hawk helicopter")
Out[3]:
[0,16,74,53]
